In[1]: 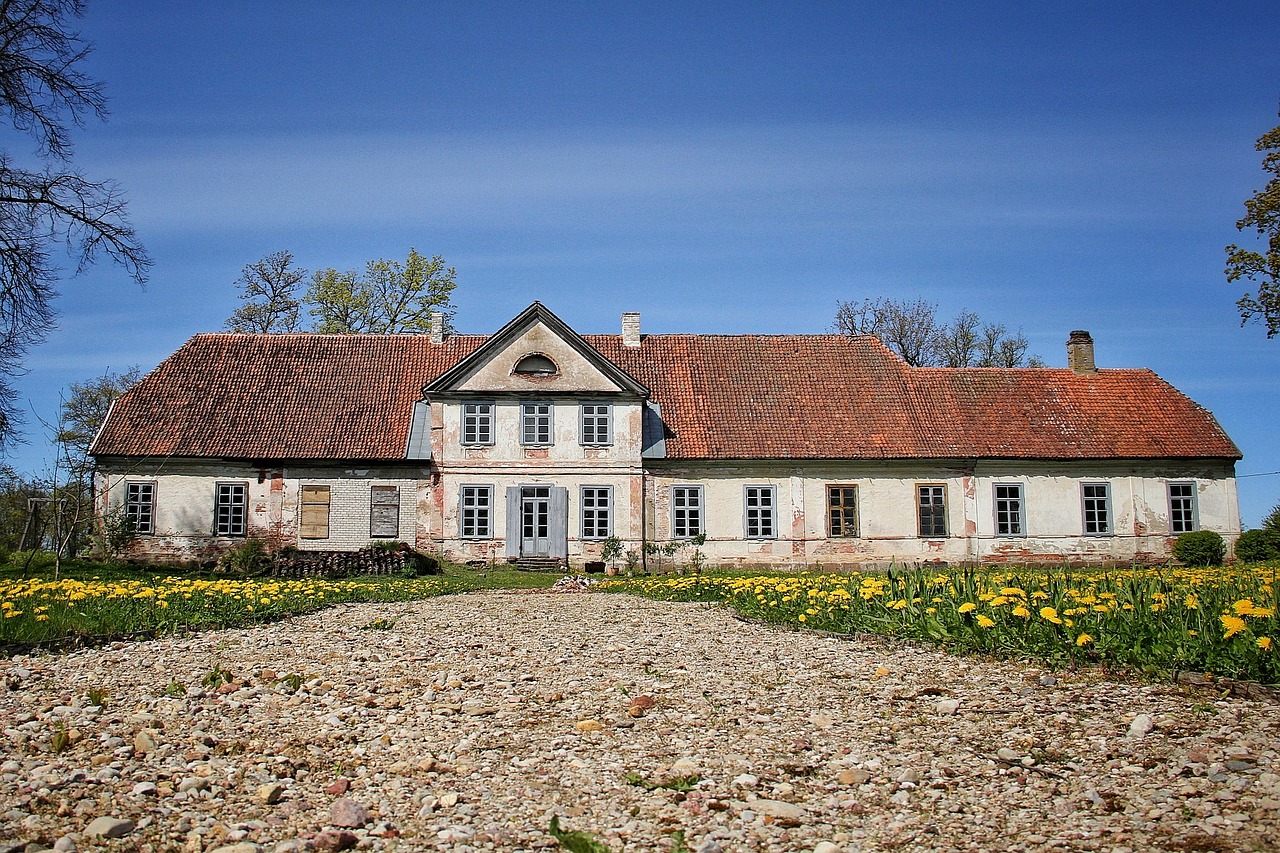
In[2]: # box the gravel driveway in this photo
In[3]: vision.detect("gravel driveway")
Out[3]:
[2,591,1279,852]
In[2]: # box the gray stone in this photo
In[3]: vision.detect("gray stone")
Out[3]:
[731,773,759,788]
[83,817,134,839]
[329,797,370,827]
[814,843,843,853]
[52,838,77,853]
[312,830,358,852]
[131,781,158,797]
[996,747,1021,762]
[936,699,961,716]
[209,845,263,853]
[1128,714,1155,738]
[752,799,806,820]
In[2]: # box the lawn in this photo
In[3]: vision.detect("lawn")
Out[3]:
[0,556,555,649]
[601,562,1280,684]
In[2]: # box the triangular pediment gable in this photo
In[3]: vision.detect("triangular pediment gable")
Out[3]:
[423,302,649,396]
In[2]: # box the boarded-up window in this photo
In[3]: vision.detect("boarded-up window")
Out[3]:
[300,485,331,540]
[370,486,400,538]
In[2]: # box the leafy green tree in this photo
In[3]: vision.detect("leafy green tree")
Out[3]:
[1263,501,1280,534]
[306,248,456,334]
[0,0,150,452]
[225,250,305,333]
[1227,120,1280,336]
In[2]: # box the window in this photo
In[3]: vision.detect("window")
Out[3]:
[370,485,400,538]
[918,485,946,537]
[671,485,704,538]
[300,485,331,540]
[460,486,493,539]
[125,481,155,535]
[581,486,612,539]
[521,402,553,445]
[214,483,248,537]
[1081,483,1112,536]
[827,485,859,537]
[1168,482,1198,533]
[462,403,494,446]
[580,403,613,446]
[744,485,776,539]
[994,483,1025,536]
[514,354,557,375]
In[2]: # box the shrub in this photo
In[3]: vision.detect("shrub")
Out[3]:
[1264,502,1280,534]
[1172,530,1226,567]
[1235,529,1280,563]
[216,538,271,576]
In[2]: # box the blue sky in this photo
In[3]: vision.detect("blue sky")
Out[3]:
[8,1,1280,526]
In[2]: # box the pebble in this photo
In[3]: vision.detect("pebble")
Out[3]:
[257,783,285,805]
[0,593,1276,852]
[1129,714,1155,738]
[574,719,605,733]
[329,798,370,827]
[82,817,133,839]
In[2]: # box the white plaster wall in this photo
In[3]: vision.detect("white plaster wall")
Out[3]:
[95,459,430,559]
[437,398,643,464]
[454,324,622,392]
[437,467,644,564]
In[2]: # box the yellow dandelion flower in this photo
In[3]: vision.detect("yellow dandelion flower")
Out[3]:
[1258,637,1272,650]
[1076,633,1093,646]
[975,615,995,629]
[1233,599,1255,616]
[1039,606,1063,625]
[1220,614,1247,639]
[957,602,977,614]
[1012,605,1031,619]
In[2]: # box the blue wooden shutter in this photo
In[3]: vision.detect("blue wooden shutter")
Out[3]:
[549,487,568,558]
[505,487,521,558]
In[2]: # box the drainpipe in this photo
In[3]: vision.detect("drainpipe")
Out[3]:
[640,467,648,573]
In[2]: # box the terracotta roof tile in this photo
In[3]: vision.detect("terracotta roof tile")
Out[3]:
[91,332,1240,462]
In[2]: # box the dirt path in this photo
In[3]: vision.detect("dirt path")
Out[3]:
[2,592,1278,851]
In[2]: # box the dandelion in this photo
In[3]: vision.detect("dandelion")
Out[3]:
[1039,606,1063,625]
[1221,614,1247,639]
[1012,605,1031,619]
[957,602,977,614]
[1076,633,1093,646]
[1258,637,1272,650]
[975,615,995,629]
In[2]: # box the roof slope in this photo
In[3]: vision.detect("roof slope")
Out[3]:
[91,332,1240,462]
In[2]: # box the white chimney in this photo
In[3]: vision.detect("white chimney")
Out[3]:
[1066,330,1096,375]
[622,312,641,347]
[430,311,445,345]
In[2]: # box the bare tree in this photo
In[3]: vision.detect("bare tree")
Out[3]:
[834,297,939,367]
[835,298,1042,367]
[0,0,150,452]
[225,250,305,333]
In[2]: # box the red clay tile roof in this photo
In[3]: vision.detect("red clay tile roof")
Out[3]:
[91,332,1240,462]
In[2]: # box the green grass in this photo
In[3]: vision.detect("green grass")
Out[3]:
[0,554,557,649]
[601,562,1280,684]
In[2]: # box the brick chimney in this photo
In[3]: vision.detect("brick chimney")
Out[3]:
[1066,330,1096,375]
[430,311,445,345]
[622,312,641,347]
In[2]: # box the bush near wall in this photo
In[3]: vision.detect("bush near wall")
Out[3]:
[1236,529,1280,563]
[271,544,440,578]
[1173,531,1226,567]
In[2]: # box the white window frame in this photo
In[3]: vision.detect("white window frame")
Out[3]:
[580,486,613,539]
[125,481,156,535]
[214,482,248,537]
[1081,482,1112,536]
[743,485,777,539]
[1168,481,1198,534]
[671,485,704,539]
[993,483,1025,537]
[462,402,495,446]
[521,401,553,446]
[579,403,613,446]
[460,485,493,539]
[917,484,947,538]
